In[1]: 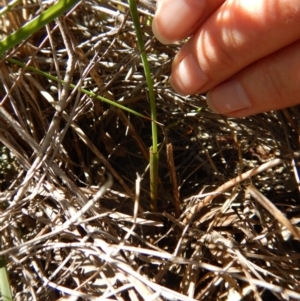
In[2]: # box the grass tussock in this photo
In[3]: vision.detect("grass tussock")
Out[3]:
[1,1,300,300]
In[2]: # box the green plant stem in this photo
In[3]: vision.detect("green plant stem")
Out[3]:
[0,0,80,56]
[149,147,159,211]
[128,0,158,210]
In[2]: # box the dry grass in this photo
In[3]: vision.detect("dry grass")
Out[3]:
[1,1,300,300]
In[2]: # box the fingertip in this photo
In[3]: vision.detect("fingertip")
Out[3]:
[152,0,207,44]
[152,18,173,45]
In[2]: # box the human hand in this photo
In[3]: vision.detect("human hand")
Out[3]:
[152,0,300,117]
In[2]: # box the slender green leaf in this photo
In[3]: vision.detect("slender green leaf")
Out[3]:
[0,0,81,55]
[7,57,151,120]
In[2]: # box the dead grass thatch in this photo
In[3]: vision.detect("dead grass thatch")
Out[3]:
[1,1,300,300]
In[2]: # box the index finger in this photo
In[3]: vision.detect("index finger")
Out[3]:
[152,0,225,44]
[170,0,300,95]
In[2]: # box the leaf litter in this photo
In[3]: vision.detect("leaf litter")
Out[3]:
[0,1,300,300]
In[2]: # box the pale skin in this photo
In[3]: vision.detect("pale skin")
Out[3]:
[152,0,300,117]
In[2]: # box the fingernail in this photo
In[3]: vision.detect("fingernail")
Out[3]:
[152,0,205,44]
[170,53,208,95]
[206,80,251,114]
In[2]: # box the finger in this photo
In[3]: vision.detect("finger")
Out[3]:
[206,40,300,117]
[152,0,224,44]
[170,0,300,95]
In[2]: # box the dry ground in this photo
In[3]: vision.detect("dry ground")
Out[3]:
[1,1,300,300]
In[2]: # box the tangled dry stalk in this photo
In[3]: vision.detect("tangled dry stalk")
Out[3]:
[1,1,300,300]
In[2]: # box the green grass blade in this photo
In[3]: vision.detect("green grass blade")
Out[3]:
[127,0,157,150]
[128,0,158,210]
[0,0,80,55]
[7,57,150,120]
